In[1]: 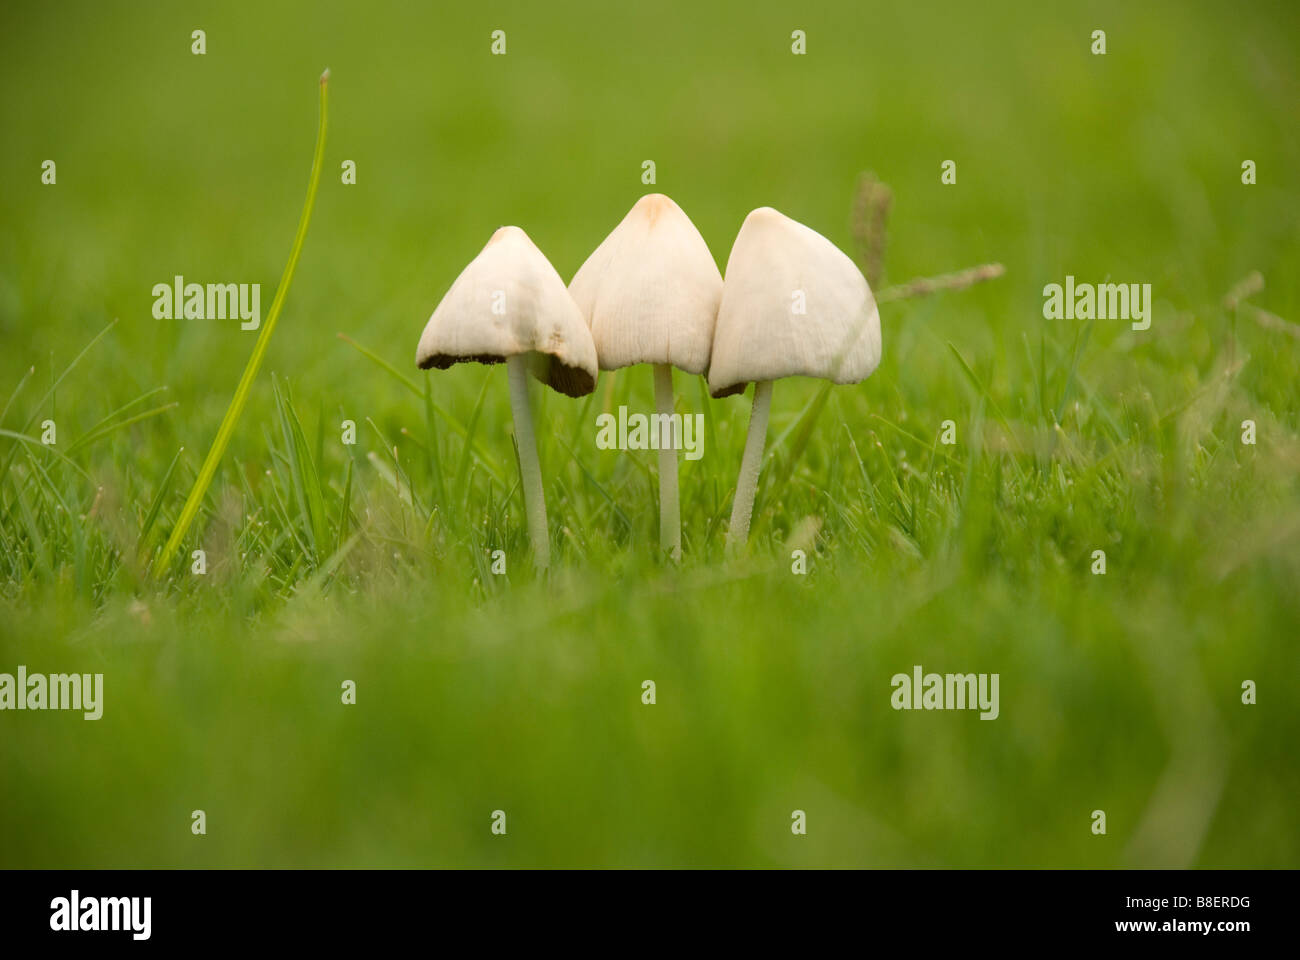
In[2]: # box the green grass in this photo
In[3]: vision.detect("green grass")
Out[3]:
[0,0,1298,867]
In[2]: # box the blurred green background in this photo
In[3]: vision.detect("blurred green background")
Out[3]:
[0,0,1297,867]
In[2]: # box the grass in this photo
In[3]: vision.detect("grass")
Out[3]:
[0,0,1298,868]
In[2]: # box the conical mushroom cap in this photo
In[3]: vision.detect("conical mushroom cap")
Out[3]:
[706,207,881,398]
[416,226,598,397]
[568,194,722,375]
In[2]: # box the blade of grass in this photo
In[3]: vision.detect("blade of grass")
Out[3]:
[273,375,330,565]
[697,375,716,463]
[335,457,354,555]
[761,382,834,520]
[18,319,118,434]
[868,413,961,466]
[64,386,169,452]
[153,70,330,579]
[137,445,186,559]
[947,341,1013,437]
[1054,318,1093,425]
[366,417,425,523]
[423,376,446,513]
[65,401,180,455]
[0,429,92,480]
[945,341,1025,486]
[22,445,87,593]
[367,450,413,507]
[0,365,35,426]
[0,320,117,487]
[555,435,632,533]
[843,421,879,515]
[454,374,491,507]
[338,333,490,456]
[11,473,52,581]
[337,332,423,396]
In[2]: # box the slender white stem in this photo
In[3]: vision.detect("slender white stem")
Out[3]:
[727,379,772,547]
[507,355,549,570]
[653,363,681,562]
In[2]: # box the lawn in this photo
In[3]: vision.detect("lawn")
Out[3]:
[0,0,1297,867]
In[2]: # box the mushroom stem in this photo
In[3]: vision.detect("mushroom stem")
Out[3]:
[653,363,681,562]
[727,379,772,547]
[506,354,549,570]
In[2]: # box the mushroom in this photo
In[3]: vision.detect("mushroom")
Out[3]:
[708,206,881,546]
[416,225,597,570]
[568,194,722,561]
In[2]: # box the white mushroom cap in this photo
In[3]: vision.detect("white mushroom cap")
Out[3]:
[706,207,881,398]
[568,194,722,375]
[416,226,598,397]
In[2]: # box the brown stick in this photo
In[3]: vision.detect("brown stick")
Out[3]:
[1244,303,1300,340]
[1222,271,1264,311]
[877,262,1006,303]
[851,172,892,290]
[1221,271,1296,338]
